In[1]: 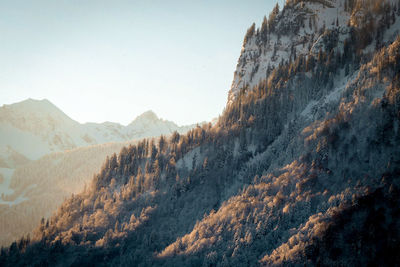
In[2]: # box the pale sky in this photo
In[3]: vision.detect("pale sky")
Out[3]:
[0,0,283,126]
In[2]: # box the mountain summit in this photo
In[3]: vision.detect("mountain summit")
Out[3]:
[131,110,159,122]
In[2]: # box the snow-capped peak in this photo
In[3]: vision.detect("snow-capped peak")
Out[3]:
[129,110,159,124]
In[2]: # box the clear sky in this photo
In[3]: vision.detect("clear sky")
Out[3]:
[0,0,283,126]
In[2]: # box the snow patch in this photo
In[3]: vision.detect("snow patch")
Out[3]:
[301,70,359,120]
[0,168,14,196]
[300,100,318,119]
[0,167,37,206]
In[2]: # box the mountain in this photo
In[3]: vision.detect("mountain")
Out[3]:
[2,0,400,266]
[0,141,137,247]
[0,100,199,247]
[0,98,196,168]
[125,110,191,140]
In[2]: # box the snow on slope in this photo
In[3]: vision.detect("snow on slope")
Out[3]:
[229,0,400,106]
[228,0,351,104]
[0,168,14,197]
[300,69,360,120]
[0,99,198,168]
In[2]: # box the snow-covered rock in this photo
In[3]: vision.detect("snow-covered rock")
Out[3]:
[229,0,350,104]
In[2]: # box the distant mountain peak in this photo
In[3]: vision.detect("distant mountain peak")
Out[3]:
[133,110,159,122]
[4,98,42,107]
[26,98,51,104]
[1,98,65,116]
[16,98,54,107]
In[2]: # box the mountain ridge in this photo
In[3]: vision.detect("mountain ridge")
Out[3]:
[0,98,198,168]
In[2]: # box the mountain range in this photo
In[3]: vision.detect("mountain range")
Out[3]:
[0,99,200,247]
[0,99,195,168]
[0,98,197,169]
[2,0,400,266]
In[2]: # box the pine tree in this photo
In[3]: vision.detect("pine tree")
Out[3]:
[261,16,269,41]
[268,3,280,33]
[158,135,166,153]
[398,0,400,15]
[192,153,197,171]
[243,23,256,46]
[345,63,350,76]
[170,131,180,144]
[150,140,157,161]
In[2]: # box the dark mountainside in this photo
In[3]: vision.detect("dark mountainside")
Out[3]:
[2,0,400,266]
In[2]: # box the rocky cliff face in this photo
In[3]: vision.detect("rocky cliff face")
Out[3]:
[229,0,399,104]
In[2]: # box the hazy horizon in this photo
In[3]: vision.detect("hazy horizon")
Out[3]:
[0,0,283,126]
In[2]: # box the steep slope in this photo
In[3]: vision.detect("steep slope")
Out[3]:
[1,0,400,266]
[229,0,398,104]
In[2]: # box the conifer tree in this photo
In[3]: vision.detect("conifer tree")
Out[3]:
[243,23,256,46]
[261,16,269,41]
